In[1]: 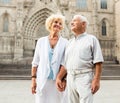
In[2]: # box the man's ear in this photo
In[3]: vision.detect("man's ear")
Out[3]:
[82,22,86,28]
[82,22,86,25]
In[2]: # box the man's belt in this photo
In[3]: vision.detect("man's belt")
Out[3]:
[67,69,93,75]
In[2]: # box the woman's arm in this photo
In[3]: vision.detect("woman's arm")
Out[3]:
[31,66,37,94]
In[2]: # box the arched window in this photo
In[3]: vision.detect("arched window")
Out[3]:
[101,0,107,9]
[76,0,87,9]
[0,0,11,3]
[3,13,9,32]
[102,20,106,36]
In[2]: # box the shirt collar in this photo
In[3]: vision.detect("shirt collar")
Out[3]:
[74,32,87,40]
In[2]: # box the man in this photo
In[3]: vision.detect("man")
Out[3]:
[56,15,104,103]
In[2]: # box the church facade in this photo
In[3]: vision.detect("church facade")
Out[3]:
[0,0,119,64]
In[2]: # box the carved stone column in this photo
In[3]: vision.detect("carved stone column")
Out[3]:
[14,1,24,60]
[115,0,120,62]
[92,0,99,37]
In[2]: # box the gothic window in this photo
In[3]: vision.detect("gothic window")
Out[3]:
[76,0,87,9]
[102,20,106,36]
[3,13,9,32]
[0,0,11,3]
[101,0,107,9]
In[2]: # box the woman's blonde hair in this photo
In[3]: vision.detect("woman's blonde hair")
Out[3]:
[45,14,65,32]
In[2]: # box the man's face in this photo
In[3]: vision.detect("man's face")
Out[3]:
[70,16,82,32]
[70,16,85,33]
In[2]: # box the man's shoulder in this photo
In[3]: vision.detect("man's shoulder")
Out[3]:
[86,33,98,40]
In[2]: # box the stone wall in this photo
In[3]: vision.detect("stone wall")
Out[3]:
[0,0,118,64]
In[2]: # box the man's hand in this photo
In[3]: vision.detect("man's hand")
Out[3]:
[31,78,37,94]
[91,78,100,94]
[56,65,67,92]
[91,62,102,94]
[56,77,66,92]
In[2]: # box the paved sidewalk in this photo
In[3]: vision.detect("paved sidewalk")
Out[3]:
[0,80,34,103]
[0,80,120,103]
[94,80,120,103]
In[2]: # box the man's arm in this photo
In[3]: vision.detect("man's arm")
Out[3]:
[91,62,102,94]
[56,65,67,92]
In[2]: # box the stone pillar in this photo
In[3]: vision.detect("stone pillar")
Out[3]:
[14,1,24,60]
[92,0,99,37]
[115,1,120,63]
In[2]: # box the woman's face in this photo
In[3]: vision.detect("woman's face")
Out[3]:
[50,19,63,33]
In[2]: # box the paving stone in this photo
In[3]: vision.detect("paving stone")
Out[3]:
[0,80,120,103]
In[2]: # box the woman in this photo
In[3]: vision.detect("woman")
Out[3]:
[31,14,68,103]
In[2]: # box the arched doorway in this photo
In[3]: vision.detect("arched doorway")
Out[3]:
[23,8,52,57]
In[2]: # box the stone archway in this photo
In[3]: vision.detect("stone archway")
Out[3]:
[23,8,52,57]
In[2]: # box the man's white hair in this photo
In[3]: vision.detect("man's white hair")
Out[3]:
[74,15,89,28]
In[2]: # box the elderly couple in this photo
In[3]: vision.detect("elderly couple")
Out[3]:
[31,14,104,103]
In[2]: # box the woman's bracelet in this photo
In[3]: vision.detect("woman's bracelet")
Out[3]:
[31,76,36,78]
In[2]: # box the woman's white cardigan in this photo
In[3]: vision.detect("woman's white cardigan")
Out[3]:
[32,36,68,93]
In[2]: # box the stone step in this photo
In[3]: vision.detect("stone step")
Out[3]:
[0,75,30,80]
[0,64,31,76]
[101,76,120,80]
[102,64,120,77]
[0,63,120,80]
